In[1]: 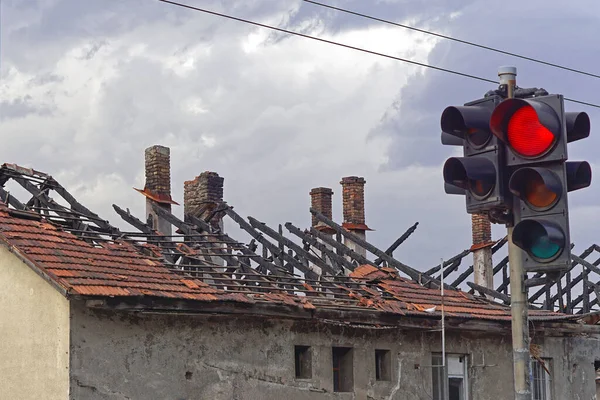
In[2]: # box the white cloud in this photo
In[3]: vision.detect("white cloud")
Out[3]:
[3,0,599,277]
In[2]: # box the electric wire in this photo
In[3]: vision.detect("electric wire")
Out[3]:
[157,0,600,110]
[304,0,600,80]
[158,0,496,84]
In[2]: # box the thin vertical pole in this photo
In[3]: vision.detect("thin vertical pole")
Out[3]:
[440,258,445,368]
[499,66,532,400]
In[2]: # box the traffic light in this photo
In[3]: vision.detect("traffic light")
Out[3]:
[490,94,591,272]
[441,95,507,213]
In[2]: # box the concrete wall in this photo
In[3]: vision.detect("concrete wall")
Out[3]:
[69,301,600,400]
[0,246,70,400]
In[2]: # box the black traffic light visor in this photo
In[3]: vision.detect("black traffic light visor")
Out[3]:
[490,98,561,158]
[513,219,565,262]
[441,106,493,149]
[443,157,496,199]
[509,167,562,211]
[565,112,590,143]
[444,182,466,195]
[566,161,592,192]
[441,131,464,146]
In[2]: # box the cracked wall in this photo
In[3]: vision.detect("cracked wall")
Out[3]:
[68,301,600,400]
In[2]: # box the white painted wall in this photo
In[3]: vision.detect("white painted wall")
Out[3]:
[0,246,70,400]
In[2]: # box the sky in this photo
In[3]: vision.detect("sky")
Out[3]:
[1,0,600,275]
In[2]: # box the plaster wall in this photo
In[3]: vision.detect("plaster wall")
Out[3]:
[0,246,70,400]
[69,302,600,400]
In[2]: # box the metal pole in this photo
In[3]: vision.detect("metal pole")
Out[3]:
[440,258,445,368]
[499,66,532,400]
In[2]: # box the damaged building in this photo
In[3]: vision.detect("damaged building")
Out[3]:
[0,145,599,400]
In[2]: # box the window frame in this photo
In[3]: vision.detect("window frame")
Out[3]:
[531,358,553,400]
[431,353,469,400]
[294,345,312,379]
[375,349,392,381]
[332,346,354,392]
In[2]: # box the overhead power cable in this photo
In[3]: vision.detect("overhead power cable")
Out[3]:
[304,0,600,80]
[157,0,600,110]
[158,0,496,84]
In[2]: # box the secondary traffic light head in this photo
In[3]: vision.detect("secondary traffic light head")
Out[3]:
[441,95,506,213]
[441,105,494,149]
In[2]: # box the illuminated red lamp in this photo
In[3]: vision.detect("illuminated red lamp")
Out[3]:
[490,98,560,159]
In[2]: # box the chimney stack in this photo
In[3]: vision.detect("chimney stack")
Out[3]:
[140,145,177,236]
[340,176,369,258]
[471,213,493,292]
[310,187,334,231]
[184,171,224,231]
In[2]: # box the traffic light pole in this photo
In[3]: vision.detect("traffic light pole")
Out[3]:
[508,226,532,400]
[500,66,532,400]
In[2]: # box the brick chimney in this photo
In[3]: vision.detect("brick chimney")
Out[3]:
[137,145,178,236]
[309,187,335,273]
[310,187,334,232]
[471,213,493,292]
[184,171,224,231]
[340,176,370,258]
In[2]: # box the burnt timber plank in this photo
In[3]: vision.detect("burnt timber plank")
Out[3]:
[248,216,336,276]
[220,205,320,280]
[285,222,355,272]
[373,222,419,265]
[310,208,439,285]
[467,282,510,304]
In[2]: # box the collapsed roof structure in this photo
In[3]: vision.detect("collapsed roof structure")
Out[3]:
[0,152,597,325]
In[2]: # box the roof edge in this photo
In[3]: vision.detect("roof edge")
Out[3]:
[77,295,596,336]
[0,236,69,299]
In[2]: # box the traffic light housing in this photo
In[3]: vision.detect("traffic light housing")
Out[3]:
[441,95,507,213]
[490,94,591,272]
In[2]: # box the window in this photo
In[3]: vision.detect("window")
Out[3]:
[531,359,553,400]
[432,354,468,400]
[332,347,353,392]
[294,346,312,379]
[375,349,391,381]
[595,361,600,399]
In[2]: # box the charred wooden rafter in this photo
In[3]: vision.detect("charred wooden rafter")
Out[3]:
[373,221,419,265]
[284,222,356,273]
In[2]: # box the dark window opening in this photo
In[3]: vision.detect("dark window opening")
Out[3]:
[449,377,464,400]
[294,345,312,379]
[432,354,468,400]
[375,349,391,381]
[332,347,353,392]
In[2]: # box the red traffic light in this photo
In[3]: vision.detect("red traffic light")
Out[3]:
[490,98,561,158]
[507,106,554,157]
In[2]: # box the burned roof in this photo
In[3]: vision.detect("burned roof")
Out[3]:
[0,163,597,327]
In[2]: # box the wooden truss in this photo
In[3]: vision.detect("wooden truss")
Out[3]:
[0,163,597,314]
